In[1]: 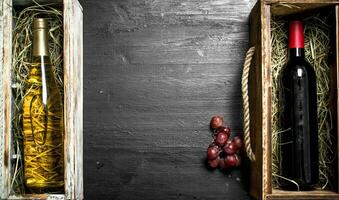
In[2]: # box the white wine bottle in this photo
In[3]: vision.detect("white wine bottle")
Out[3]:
[22,18,64,189]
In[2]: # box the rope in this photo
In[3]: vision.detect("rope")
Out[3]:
[241,47,256,162]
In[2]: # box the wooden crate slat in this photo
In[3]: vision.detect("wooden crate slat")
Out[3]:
[267,189,339,199]
[248,2,264,199]
[8,194,65,200]
[63,0,83,199]
[0,0,4,197]
[336,4,339,195]
[73,1,83,199]
[13,0,62,6]
[262,3,272,199]
[63,1,72,198]
[265,0,339,3]
[1,0,12,198]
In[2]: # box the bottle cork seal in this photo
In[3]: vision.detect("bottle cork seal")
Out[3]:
[33,18,48,29]
[33,18,49,56]
[289,20,304,49]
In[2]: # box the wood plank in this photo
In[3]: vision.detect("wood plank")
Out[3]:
[0,0,4,198]
[73,1,83,199]
[86,47,248,65]
[270,3,334,16]
[85,24,249,65]
[267,189,339,200]
[84,63,245,137]
[0,0,4,197]
[87,24,249,48]
[64,0,83,199]
[262,2,272,199]
[336,4,339,194]
[82,0,255,199]
[13,0,62,6]
[8,194,65,200]
[84,146,250,200]
[248,2,263,200]
[1,0,12,198]
[82,0,252,31]
[265,0,339,3]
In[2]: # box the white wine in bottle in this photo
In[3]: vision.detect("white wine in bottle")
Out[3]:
[22,18,64,190]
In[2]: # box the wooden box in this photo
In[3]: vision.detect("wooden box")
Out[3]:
[0,0,83,199]
[247,0,339,200]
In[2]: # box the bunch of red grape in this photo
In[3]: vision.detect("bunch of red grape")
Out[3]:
[207,115,243,169]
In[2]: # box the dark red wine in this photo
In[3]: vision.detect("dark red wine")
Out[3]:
[280,20,318,190]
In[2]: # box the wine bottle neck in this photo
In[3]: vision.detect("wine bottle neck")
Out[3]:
[33,18,49,57]
[289,48,305,59]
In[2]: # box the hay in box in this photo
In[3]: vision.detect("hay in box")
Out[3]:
[271,10,337,190]
[11,2,64,194]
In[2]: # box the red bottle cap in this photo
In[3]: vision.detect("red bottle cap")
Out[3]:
[289,20,304,48]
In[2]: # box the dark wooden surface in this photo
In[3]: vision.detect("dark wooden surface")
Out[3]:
[82,0,256,199]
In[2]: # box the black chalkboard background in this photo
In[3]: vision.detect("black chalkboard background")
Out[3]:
[81,0,256,199]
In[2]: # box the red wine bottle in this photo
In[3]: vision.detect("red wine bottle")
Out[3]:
[280,20,318,190]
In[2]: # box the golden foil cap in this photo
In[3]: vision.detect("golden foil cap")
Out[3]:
[33,18,49,56]
[33,18,48,29]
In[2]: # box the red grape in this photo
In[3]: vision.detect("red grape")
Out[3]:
[232,136,243,149]
[207,145,220,160]
[205,118,239,170]
[217,126,231,135]
[225,154,238,167]
[223,141,237,155]
[208,158,219,168]
[210,115,224,129]
[215,132,229,147]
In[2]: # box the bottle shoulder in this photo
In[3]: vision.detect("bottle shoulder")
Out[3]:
[283,59,315,75]
[281,59,317,85]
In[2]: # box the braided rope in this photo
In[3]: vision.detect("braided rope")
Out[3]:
[241,47,256,162]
